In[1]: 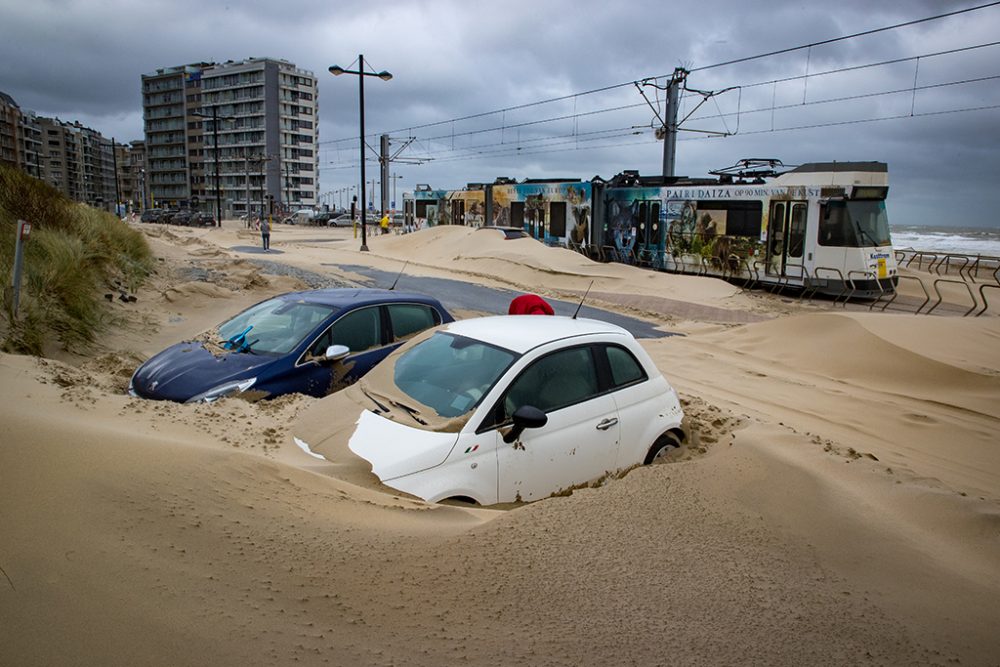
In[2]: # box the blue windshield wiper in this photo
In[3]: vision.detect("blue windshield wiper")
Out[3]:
[221,325,254,352]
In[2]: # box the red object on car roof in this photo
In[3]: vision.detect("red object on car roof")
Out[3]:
[508,294,555,316]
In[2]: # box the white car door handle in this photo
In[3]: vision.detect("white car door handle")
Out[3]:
[595,417,618,431]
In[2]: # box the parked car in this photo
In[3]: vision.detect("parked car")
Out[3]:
[191,212,216,226]
[140,209,162,223]
[310,212,333,226]
[129,288,454,403]
[172,210,194,226]
[159,208,180,224]
[327,213,354,227]
[296,316,686,504]
[479,226,529,240]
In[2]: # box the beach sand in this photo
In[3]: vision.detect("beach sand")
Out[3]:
[1,221,998,665]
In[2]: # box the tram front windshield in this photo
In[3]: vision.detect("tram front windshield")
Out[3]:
[819,200,892,248]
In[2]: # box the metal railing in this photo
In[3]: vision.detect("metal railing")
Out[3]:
[926,278,977,316]
[975,284,1000,317]
[872,275,929,314]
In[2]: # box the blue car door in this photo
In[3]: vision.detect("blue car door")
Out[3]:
[297,305,392,397]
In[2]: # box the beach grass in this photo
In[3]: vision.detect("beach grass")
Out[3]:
[0,165,153,354]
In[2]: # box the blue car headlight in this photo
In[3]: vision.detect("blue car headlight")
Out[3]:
[185,377,257,404]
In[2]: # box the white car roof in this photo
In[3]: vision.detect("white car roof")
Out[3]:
[441,315,632,354]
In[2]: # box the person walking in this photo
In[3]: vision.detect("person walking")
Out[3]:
[380,213,390,235]
[260,216,271,251]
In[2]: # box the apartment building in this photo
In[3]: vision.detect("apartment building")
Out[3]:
[142,58,318,216]
[141,63,212,207]
[2,90,129,212]
[0,92,18,169]
[18,109,43,178]
[122,140,147,210]
[36,117,117,207]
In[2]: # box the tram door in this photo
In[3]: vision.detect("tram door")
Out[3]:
[404,199,414,229]
[635,201,662,265]
[451,199,466,225]
[766,200,807,276]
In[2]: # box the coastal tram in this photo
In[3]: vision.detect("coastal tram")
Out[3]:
[403,160,897,298]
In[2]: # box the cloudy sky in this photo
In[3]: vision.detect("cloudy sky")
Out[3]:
[2,0,998,227]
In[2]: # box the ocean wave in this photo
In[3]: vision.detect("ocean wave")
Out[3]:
[891,225,1000,257]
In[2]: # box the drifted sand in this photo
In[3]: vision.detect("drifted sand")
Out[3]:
[1,222,998,666]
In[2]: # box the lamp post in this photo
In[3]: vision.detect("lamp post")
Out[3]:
[329,55,392,251]
[390,173,403,214]
[193,106,235,227]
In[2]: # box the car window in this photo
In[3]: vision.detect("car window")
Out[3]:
[502,346,599,420]
[388,304,439,341]
[310,306,382,355]
[393,332,518,418]
[605,345,647,387]
[218,298,335,354]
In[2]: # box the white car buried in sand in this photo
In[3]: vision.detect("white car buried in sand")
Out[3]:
[296,315,686,504]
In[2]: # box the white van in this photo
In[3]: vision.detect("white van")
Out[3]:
[286,209,317,225]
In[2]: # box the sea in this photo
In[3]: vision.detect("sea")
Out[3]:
[891,225,1000,258]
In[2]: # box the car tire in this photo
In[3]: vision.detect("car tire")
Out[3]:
[644,432,681,465]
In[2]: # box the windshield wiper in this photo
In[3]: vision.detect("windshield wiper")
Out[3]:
[389,399,427,426]
[221,325,254,351]
[854,221,879,248]
[360,386,389,413]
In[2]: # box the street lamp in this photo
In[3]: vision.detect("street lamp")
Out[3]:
[390,173,403,213]
[329,55,392,251]
[193,106,235,227]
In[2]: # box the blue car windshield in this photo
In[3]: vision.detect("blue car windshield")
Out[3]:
[217,298,337,354]
[393,332,518,418]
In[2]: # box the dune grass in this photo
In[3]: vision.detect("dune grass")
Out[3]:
[0,165,153,355]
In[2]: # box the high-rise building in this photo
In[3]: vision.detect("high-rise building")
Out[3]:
[140,63,212,208]
[142,58,318,217]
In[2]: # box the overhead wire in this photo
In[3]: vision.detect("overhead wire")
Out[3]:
[319,3,1000,176]
[318,2,1000,148]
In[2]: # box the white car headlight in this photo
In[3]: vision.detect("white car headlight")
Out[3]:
[185,377,257,404]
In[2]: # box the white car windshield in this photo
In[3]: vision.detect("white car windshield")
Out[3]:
[393,332,518,418]
[217,298,336,354]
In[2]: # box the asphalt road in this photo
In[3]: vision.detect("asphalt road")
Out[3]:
[332,263,676,339]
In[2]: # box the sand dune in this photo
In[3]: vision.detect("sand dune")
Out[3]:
[1,221,998,665]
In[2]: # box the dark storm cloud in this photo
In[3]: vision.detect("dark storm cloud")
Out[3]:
[1,0,997,225]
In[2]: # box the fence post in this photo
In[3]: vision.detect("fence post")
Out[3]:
[11,219,31,318]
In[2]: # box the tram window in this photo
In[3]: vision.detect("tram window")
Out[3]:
[788,203,806,258]
[731,201,763,237]
[510,202,525,228]
[819,203,852,246]
[820,200,891,248]
[549,202,567,237]
[697,201,761,237]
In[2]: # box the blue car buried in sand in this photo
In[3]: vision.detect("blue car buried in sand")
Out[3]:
[129,288,453,402]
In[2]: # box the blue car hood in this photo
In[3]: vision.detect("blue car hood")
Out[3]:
[131,341,278,402]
